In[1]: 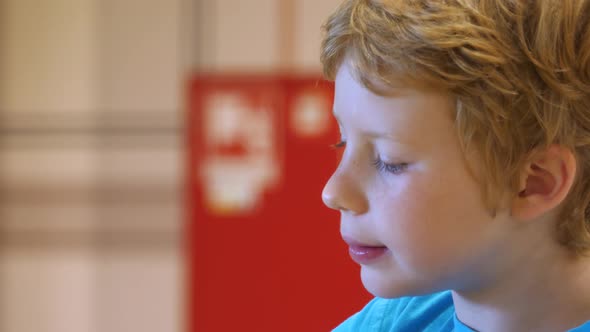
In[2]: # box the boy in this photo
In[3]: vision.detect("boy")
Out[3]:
[320,0,590,331]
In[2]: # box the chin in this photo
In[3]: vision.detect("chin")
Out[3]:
[360,265,437,299]
[360,265,411,298]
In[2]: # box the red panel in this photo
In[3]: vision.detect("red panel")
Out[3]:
[186,74,371,332]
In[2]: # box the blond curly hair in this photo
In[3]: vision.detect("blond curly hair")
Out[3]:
[321,0,590,254]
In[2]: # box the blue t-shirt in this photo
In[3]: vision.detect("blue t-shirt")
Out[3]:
[334,291,590,331]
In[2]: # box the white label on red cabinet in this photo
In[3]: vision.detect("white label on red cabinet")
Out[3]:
[200,92,280,215]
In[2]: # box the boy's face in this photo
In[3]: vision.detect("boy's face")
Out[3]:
[322,60,514,298]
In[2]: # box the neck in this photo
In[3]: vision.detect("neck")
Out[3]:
[452,244,590,332]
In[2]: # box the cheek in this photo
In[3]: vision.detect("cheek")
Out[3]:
[376,173,490,272]
[374,177,436,248]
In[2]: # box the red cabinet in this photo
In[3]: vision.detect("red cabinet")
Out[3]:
[186,74,371,331]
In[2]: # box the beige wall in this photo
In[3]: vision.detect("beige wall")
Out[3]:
[0,0,99,113]
[98,0,182,112]
[0,0,342,331]
[198,0,281,70]
[196,0,342,72]
[0,0,182,331]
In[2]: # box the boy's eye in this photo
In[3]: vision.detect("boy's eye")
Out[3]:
[373,156,408,175]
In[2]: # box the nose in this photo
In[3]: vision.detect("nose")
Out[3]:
[322,168,368,215]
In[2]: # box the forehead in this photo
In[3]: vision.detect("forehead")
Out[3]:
[333,62,456,146]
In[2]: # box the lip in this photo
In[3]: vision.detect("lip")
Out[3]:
[342,236,389,265]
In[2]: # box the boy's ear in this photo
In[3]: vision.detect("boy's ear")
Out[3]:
[511,145,577,221]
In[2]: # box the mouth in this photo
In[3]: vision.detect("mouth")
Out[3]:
[342,236,389,265]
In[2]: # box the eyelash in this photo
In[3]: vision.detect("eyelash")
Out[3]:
[372,157,408,174]
[331,140,346,149]
[331,140,408,175]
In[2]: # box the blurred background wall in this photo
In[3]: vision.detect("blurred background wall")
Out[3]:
[0,0,341,331]
[0,0,184,331]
